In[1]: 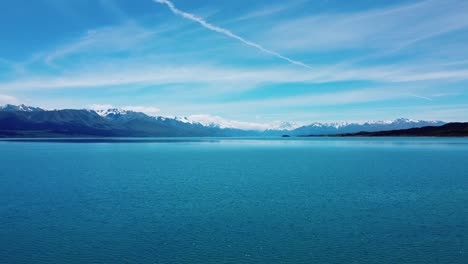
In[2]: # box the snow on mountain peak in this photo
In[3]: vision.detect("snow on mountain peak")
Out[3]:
[0,104,44,112]
[168,115,304,131]
[95,108,129,117]
[288,118,446,136]
[1,104,446,134]
[89,104,160,117]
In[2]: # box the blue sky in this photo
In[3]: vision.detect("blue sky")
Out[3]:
[1,0,468,127]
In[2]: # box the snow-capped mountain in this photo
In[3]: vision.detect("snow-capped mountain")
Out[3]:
[169,114,271,131]
[284,118,446,136]
[1,104,447,137]
[0,105,254,137]
[273,121,303,131]
[168,115,303,131]
[92,107,446,135]
[166,115,445,135]
[94,108,152,123]
[95,108,130,117]
[0,104,44,112]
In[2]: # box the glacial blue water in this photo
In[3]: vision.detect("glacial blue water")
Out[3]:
[1,137,468,263]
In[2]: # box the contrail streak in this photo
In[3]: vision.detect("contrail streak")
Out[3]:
[408,94,433,101]
[153,0,313,70]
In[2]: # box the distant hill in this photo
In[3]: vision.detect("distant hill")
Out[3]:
[335,122,468,137]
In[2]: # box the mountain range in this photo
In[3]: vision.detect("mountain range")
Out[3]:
[0,104,253,137]
[0,104,447,137]
[265,118,446,136]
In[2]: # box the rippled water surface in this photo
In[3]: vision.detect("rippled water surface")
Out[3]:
[1,138,468,263]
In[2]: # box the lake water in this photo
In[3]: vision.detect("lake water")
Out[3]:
[1,138,468,263]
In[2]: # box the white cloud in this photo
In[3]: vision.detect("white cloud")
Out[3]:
[263,0,468,52]
[0,94,20,105]
[2,62,468,92]
[88,104,160,116]
[185,114,303,131]
[186,114,272,130]
[121,106,160,116]
[88,104,115,110]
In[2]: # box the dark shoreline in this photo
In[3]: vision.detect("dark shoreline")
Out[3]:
[303,122,468,137]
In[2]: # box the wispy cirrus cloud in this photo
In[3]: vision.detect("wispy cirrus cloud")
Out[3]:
[200,87,425,109]
[153,0,313,69]
[230,6,288,22]
[2,62,468,91]
[43,22,156,65]
[223,0,307,24]
[262,0,468,53]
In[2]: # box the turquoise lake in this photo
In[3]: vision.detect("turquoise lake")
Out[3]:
[1,137,468,263]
